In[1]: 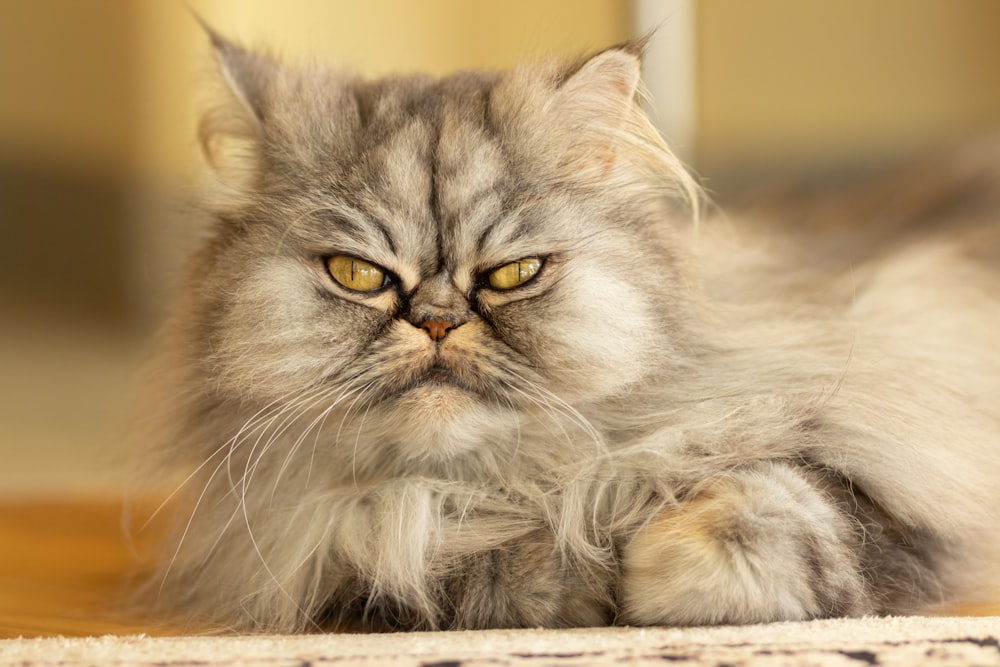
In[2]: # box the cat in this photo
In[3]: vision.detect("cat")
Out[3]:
[138,27,1000,632]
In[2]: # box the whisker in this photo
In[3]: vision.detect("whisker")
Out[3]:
[347,385,381,487]
[249,387,338,478]
[153,387,327,588]
[157,447,238,593]
[167,385,339,585]
[222,387,326,492]
[271,380,372,499]
[318,376,379,486]
[142,389,305,532]
[260,385,344,501]
[239,384,337,502]
[503,369,604,453]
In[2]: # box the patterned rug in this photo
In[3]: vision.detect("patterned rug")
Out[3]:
[2,617,998,666]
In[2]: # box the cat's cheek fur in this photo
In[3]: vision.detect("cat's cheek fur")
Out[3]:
[212,257,388,397]
[539,266,660,399]
[620,464,870,625]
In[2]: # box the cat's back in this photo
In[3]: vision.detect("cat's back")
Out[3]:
[731,136,1000,265]
[689,138,1000,557]
[693,137,1000,307]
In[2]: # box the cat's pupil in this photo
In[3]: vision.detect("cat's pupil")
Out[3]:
[487,258,542,290]
[326,255,388,293]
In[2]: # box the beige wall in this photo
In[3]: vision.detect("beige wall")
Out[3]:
[694,0,1000,187]
[0,1,139,179]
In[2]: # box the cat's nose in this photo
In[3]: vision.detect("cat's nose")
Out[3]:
[421,319,456,341]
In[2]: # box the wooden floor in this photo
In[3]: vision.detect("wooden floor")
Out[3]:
[0,495,182,638]
[1,497,997,638]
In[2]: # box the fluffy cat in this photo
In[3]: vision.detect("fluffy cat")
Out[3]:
[140,29,1000,632]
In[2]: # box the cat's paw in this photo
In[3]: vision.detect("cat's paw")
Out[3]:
[620,464,871,625]
[445,529,609,629]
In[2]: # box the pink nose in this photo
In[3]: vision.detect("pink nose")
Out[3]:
[421,319,455,341]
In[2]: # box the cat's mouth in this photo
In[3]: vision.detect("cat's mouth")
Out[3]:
[401,359,489,398]
[423,364,456,384]
[367,351,505,403]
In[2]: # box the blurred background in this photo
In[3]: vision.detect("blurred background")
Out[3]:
[1,0,999,494]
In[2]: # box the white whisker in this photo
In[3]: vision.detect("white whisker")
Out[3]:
[504,369,605,454]
[271,379,372,498]
[239,384,337,503]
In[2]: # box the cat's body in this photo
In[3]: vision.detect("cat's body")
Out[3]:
[142,33,1000,631]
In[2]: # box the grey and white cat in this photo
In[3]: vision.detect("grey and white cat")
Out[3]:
[141,30,1000,632]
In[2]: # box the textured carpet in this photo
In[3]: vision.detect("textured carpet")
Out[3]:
[2,617,999,666]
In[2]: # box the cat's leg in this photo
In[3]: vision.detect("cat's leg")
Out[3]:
[620,462,875,625]
[444,528,611,629]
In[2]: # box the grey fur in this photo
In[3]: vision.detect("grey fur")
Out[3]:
[139,33,1000,632]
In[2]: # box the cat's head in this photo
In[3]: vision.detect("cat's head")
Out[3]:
[175,32,700,465]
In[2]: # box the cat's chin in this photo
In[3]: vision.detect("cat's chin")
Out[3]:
[384,383,516,462]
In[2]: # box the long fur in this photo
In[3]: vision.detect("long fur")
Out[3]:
[137,33,1000,632]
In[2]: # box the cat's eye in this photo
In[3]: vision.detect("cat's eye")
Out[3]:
[325,255,389,292]
[487,258,542,290]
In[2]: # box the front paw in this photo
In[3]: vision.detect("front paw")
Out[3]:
[445,529,610,629]
[620,464,871,625]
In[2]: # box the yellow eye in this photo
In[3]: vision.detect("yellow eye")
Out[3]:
[326,255,388,292]
[487,258,542,290]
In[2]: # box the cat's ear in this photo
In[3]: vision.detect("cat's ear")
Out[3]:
[203,24,278,127]
[196,21,280,182]
[554,42,644,130]
[549,42,647,177]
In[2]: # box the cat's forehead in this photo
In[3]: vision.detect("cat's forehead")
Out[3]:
[355,71,507,204]
[331,71,532,274]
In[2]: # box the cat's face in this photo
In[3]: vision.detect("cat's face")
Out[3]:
[185,39,696,464]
